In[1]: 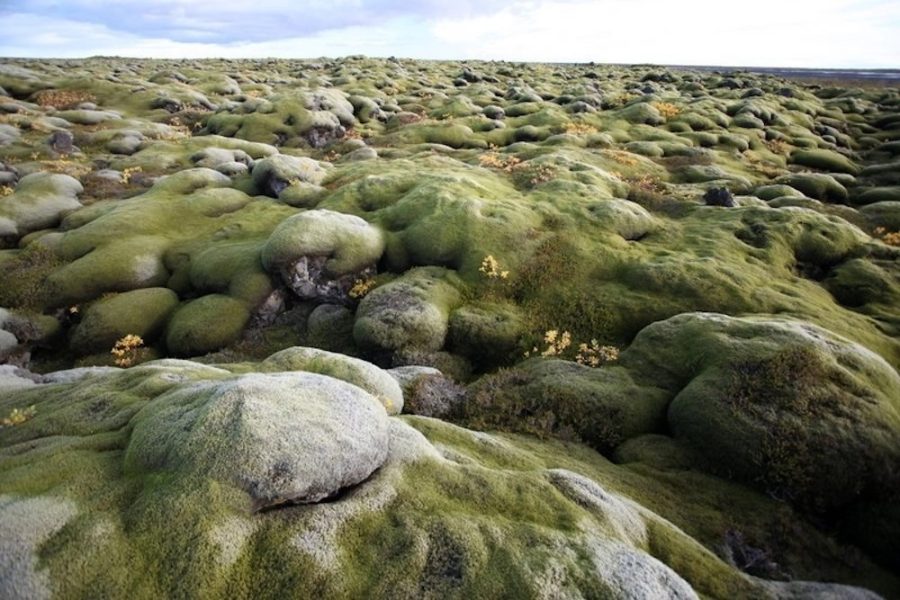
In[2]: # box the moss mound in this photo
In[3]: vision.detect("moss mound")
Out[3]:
[622,312,900,512]
[70,288,179,354]
[165,294,250,357]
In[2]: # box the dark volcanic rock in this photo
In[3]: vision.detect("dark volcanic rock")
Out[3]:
[703,187,736,207]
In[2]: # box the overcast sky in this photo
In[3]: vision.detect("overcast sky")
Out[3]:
[1,0,897,68]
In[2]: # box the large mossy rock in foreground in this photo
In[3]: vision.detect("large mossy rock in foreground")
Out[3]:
[125,371,390,511]
[0,344,896,599]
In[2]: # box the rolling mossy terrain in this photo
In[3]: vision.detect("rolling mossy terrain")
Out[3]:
[0,56,899,598]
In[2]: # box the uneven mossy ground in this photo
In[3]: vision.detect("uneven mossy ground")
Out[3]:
[0,357,897,598]
[1,57,899,598]
[1,57,899,370]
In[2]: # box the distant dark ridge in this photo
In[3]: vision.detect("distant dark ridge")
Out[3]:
[664,65,900,82]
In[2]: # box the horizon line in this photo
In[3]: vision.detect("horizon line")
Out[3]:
[2,55,899,75]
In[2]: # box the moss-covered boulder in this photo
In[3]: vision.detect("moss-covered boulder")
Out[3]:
[753,184,805,201]
[354,267,463,355]
[447,302,527,367]
[464,358,671,452]
[0,173,82,245]
[861,201,900,231]
[251,154,327,197]
[776,173,849,203]
[261,209,384,303]
[854,187,900,206]
[260,346,403,414]
[46,235,171,306]
[0,355,892,598]
[165,294,250,356]
[790,149,860,175]
[125,371,389,510]
[824,259,900,308]
[70,287,179,354]
[622,312,900,511]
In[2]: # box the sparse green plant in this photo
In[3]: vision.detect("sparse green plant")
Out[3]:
[874,227,900,246]
[525,329,572,358]
[344,128,364,140]
[764,138,791,155]
[624,173,667,204]
[603,149,640,167]
[511,162,558,188]
[478,150,522,172]
[564,122,597,135]
[39,158,91,178]
[745,152,787,178]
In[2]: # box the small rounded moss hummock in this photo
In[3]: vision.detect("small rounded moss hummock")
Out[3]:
[165,294,250,357]
[70,287,179,354]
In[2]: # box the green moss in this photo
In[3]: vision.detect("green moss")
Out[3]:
[623,312,900,512]
[854,186,900,205]
[70,287,179,354]
[354,267,463,354]
[790,149,860,175]
[463,359,670,453]
[0,353,897,597]
[447,302,527,368]
[0,243,64,310]
[261,209,384,276]
[188,240,266,294]
[165,294,250,356]
[776,172,849,203]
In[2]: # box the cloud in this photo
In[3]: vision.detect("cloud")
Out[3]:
[0,0,897,67]
[430,0,900,67]
[0,12,446,60]
[1,0,512,43]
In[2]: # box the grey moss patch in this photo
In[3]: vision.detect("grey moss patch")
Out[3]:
[125,371,389,510]
[259,346,403,414]
[354,267,463,354]
[0,173,82,243]
[0,495,78,600]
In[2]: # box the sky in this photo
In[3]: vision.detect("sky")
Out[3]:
[0,0,898,68]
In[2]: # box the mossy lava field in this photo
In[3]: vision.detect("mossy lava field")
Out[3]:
[1,57,899,599]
